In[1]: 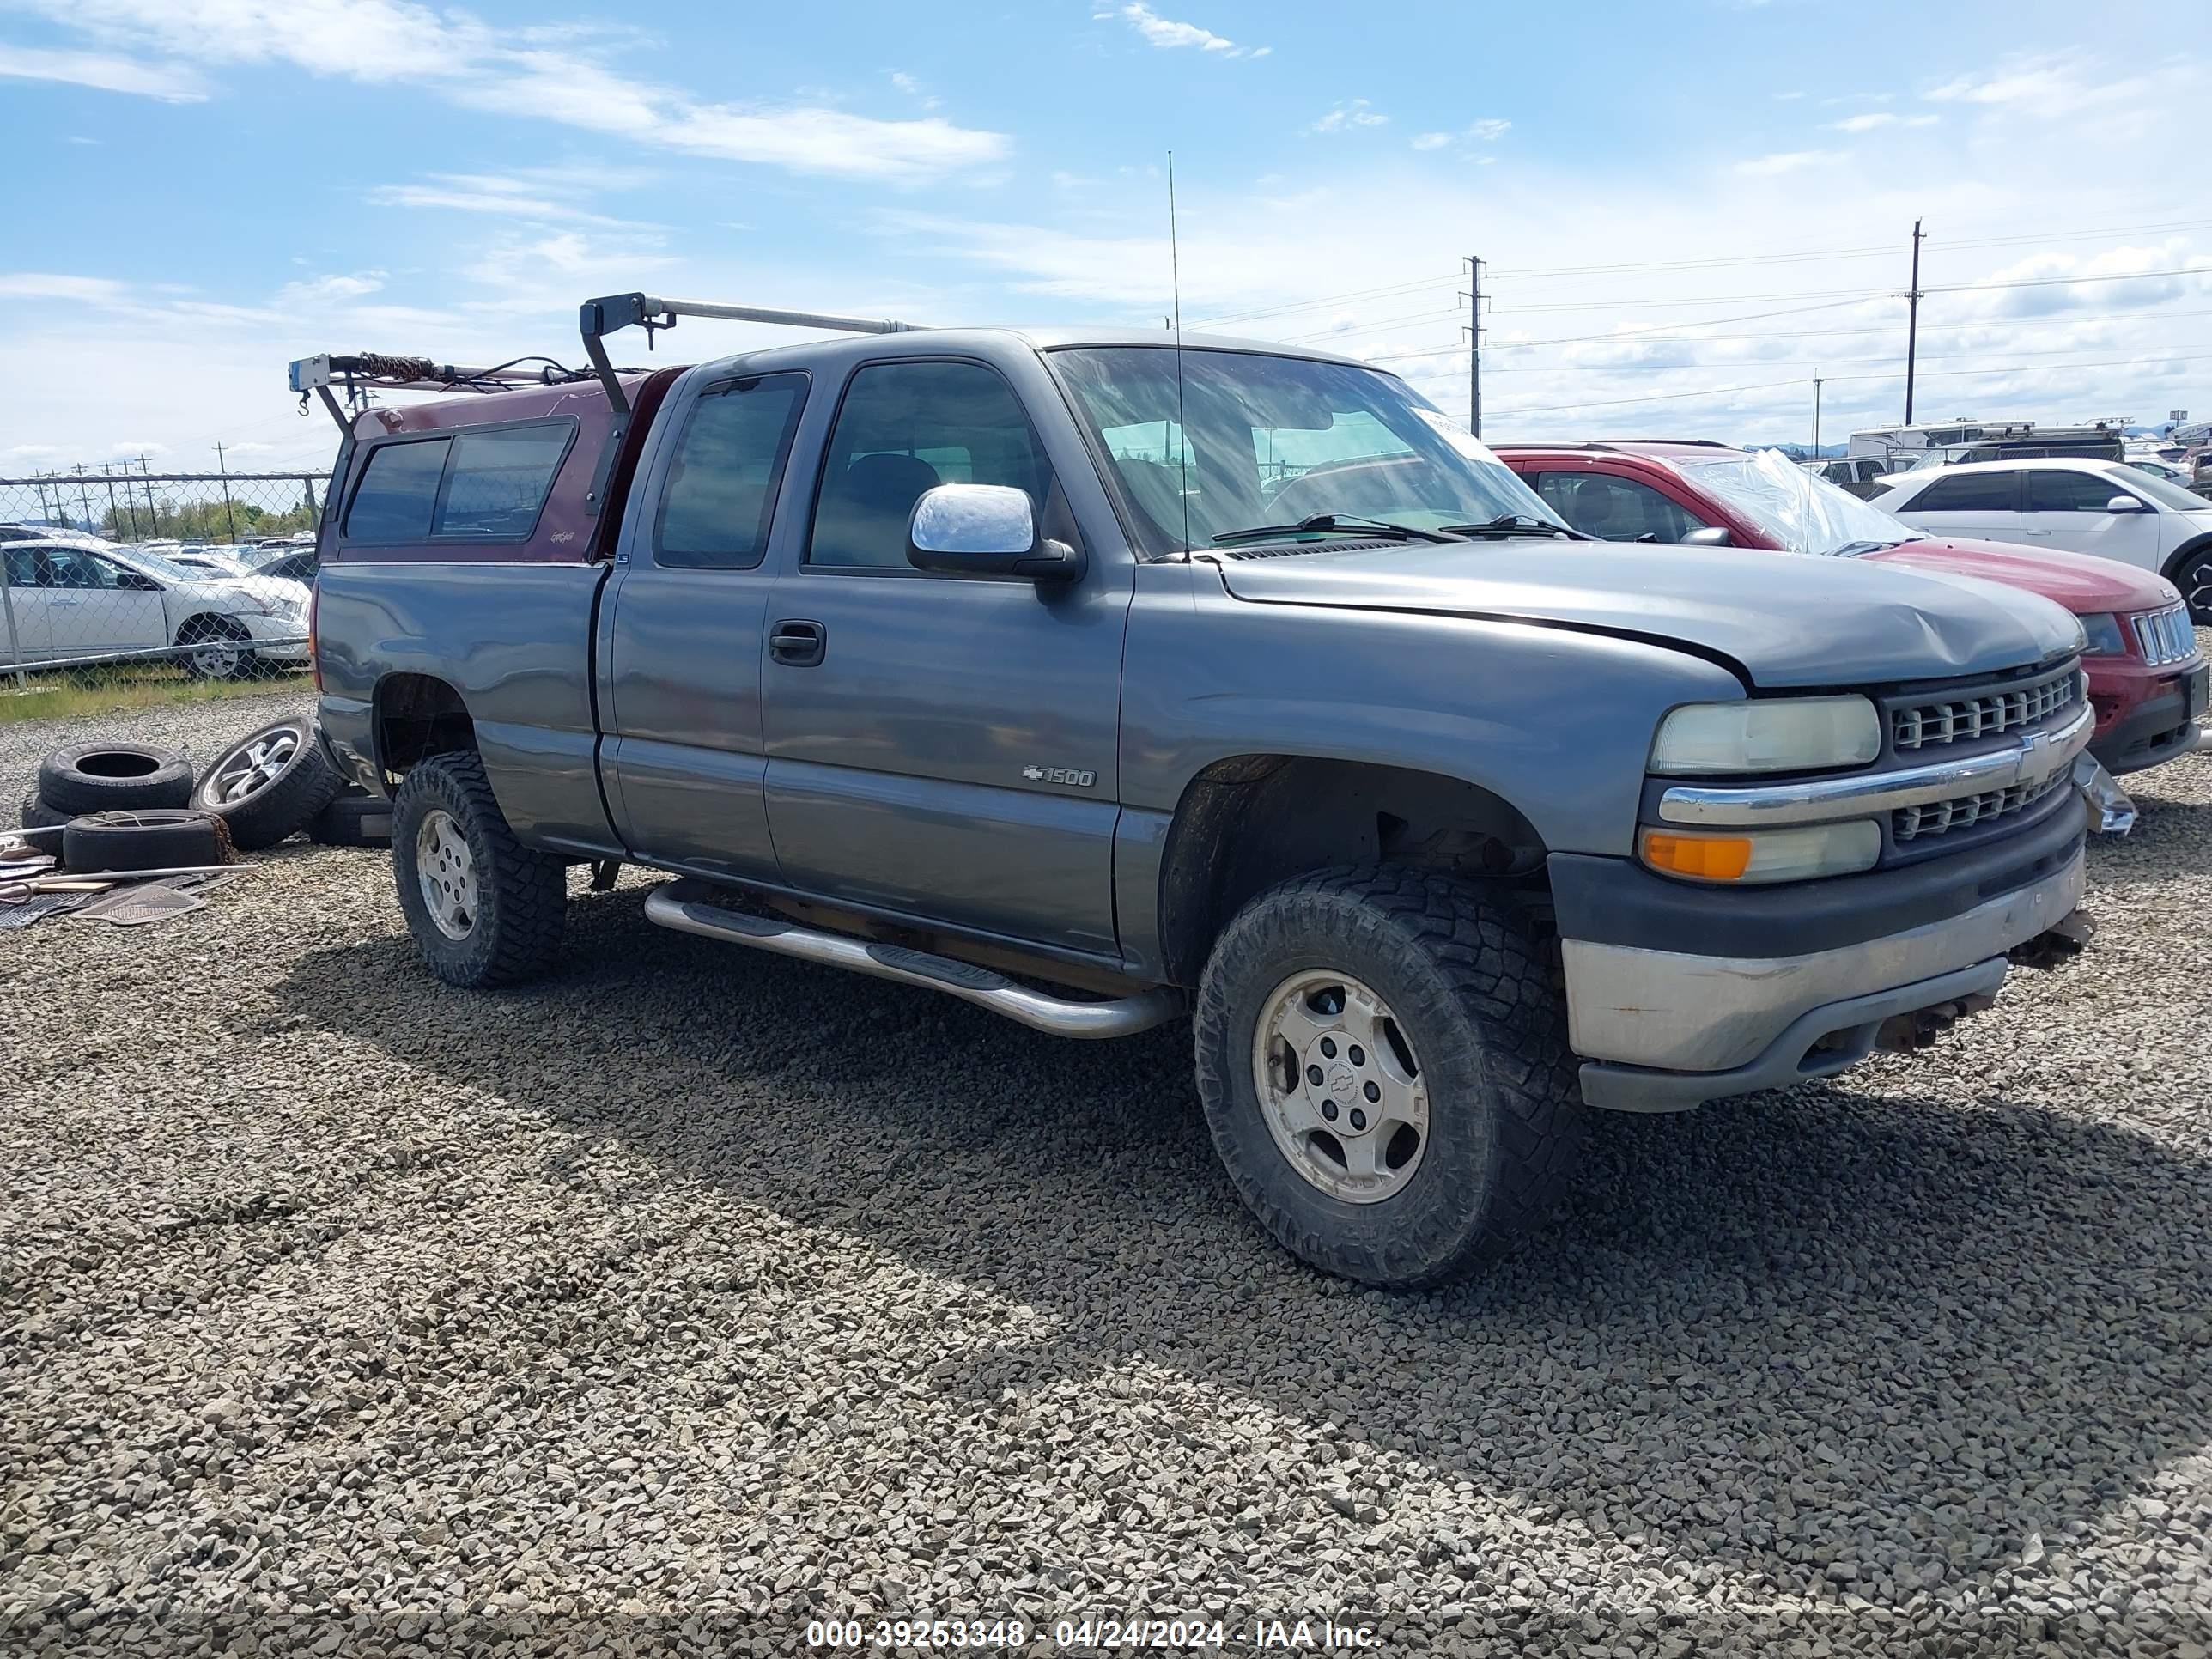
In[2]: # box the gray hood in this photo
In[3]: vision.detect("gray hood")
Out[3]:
[1213,541,2085,688]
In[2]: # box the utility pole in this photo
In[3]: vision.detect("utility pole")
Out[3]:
[1904,218,1924,424]
[101,464,128,541]
[1460,254,1484,437]
[1813,369,1823,453]
[137,455,160,538]
[213,441,240,544]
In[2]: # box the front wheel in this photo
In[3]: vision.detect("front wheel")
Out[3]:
[391,751,566,988]
[177,616,252,681]
[2168,542,2212,625]
[1193,867,1583,1288]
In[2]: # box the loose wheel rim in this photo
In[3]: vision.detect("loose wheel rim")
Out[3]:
[1250,968,1430,1205]
[210,728,298,803]
[416,808,479,940]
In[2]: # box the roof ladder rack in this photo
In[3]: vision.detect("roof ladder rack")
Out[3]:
[577,292,926,417]
[288,353,599,432]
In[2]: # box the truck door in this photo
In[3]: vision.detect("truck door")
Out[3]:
[758,355,1130,959]
[598,369,813,881]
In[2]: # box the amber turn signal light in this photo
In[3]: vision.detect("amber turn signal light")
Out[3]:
[1641,830,1753,881]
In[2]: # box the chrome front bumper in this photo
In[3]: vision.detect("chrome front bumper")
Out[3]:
[1567,848,2084,1110]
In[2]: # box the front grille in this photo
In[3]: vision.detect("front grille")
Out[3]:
[1893,768,2069,842]
[2130,604,2197,666]
[1891,668,2080,752]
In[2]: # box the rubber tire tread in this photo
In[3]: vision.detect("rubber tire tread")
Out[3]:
[21,794,70,830]
[191,719,343,850]
[37,743,193,815]
[62,810,231,873]
[308,790,393,848]
[391,750,565,988]
[1194,865,1583,1289]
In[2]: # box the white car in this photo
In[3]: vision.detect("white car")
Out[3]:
[1869,457,2212,619]
[0,539,309,678]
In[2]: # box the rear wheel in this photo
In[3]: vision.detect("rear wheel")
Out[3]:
[391,751,565,988]
[1194,866,1583,1288]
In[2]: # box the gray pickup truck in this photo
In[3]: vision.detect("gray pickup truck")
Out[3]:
[298,294,2092,1286]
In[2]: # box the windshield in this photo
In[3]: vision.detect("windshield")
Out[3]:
[114,549,208,584]
[1675,447,1917,556]
[1049,346,1565,556]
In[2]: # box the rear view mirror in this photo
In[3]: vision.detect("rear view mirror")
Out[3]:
[908,483,1084,582]
[1680,526,1734,547]
[2106,495,2149,514]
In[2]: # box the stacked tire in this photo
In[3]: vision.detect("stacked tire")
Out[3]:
[18,716,388,854]
[22,743,194,832]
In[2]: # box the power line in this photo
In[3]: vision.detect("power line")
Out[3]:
[1476,336,2212,374]
[1490,350,2212,419]
[1365,301,2212,362]
[1196,215,2212,328]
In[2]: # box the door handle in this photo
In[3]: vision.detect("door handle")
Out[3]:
[769,618,826,667]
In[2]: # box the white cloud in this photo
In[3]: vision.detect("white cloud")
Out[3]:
[276,272,385,303]
[0,43,207,100]
[1111,3,1267,58]
[1824,112,1938,132]
[1733,149,1842,176]
[0,274,133,302]
[11,0,1009,183]
[1313,99,1388,134]
[888,69,940,109]
[1411,118,1509,152]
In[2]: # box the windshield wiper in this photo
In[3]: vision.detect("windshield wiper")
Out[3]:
[1437,514,1587,539]
[1209,513,1466,546]
[1832,538,1907,557]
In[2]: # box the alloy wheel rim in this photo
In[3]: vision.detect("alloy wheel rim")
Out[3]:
[1250,968,1429,1205]
[415,809,478,940]
[211,729,298,803]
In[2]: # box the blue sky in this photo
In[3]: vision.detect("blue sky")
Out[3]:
[2,0,2208,475]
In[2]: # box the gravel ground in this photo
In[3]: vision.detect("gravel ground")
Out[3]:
[3,698,2211,1656]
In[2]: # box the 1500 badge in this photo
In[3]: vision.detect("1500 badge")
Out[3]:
[1022,764,1096,787]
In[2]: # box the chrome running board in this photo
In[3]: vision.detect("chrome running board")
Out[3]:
[643,880,1183,1039]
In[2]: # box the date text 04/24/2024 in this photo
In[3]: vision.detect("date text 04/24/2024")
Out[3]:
[803,1616,1382,1649]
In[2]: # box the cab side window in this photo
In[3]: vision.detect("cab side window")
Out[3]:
[1528,471,1704,542]
[653,373,811,569]
[807,361,1052,569]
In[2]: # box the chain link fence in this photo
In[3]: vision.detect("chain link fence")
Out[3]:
[1,469,327,722]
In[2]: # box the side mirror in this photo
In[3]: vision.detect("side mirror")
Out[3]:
[907,483,1084,582]
[1680,525,1734,547]
[115,570,162,592]
[2106,494,2149,514]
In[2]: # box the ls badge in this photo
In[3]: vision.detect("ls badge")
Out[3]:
[1022,764,1097,787]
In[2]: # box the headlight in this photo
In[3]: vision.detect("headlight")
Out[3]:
[2077,613,2124,656]
[1642,821,1881,884]
[1650,696,1881,775]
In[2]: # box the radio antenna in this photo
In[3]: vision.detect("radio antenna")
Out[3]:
[1168,149,1191,558]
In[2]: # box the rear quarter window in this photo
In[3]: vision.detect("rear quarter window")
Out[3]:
[343,419,576,544]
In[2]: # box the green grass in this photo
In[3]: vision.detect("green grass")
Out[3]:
[0,667,305,725]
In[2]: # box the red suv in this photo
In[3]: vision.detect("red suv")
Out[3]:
[1496,441,2208,776]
